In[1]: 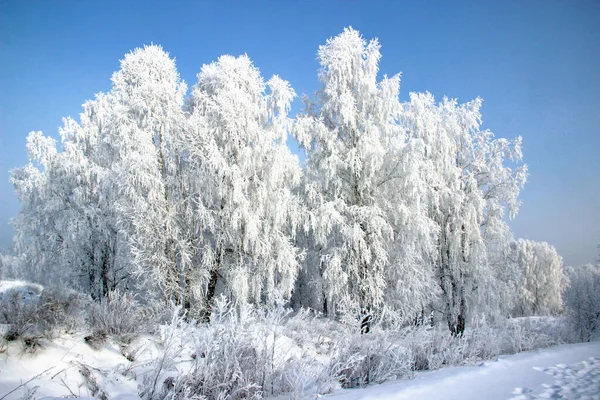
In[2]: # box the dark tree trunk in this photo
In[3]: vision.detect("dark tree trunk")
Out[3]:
[203,243,223,323]
[88,263,97,301]
[183,271,192,311]
[448,291,466,336]
[101,246,110,298]
[202,268,219,323]
[360,313,372,334]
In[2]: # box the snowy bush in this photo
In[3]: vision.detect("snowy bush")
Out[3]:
[37,287,90,334]
[564,264,600,342]
[0,284,91,344]
[325,329,412,389]
[501,317,568,353]
[397,316,501,371]
[143,296,320,400]
[0,286,42,340]
[89,290,150,343]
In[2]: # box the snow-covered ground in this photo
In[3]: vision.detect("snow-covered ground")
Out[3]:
[0,333,146,400]
[327,341,600,400]
[2,338,599,400]
[1,279,598,400]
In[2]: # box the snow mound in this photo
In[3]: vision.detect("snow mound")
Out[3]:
[0,333,156,400]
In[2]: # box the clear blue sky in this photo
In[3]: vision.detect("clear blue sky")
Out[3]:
[1,0,598,265]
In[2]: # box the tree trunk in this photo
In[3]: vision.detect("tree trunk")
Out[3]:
[202,244,222,322]
[157,131,180,305]
[101,245,110,298]
[183,270,192,311]
[448,287,466,336]
[360,313,372,334]
[202,268,219,323]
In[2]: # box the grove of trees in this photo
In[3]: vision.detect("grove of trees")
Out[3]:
[7,28,569,335]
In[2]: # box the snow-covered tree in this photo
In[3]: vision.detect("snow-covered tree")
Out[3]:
[185,54,303,313]
[104,45,192,305]
[565,263,600,341]
[512,239,566,316]
[10,96,128,298]
[11,132,61,284]
[401,92,526,334]
[294,28,438,323]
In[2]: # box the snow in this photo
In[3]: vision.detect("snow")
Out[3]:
[1,279,597,399]
[326,341,600,400]
[0,280,42,303]
[515,357,600,399]
[0,333,145,399]
[2,332,598,400]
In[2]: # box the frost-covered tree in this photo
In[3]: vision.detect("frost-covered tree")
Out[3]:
[401,92,526,334]
[10,96,128,298]
[104,45,192,305]
[512,239,566,316]
[11,132,62,284]
[565,263,600,341]
[294,28,438,323]
[185,54,303,313]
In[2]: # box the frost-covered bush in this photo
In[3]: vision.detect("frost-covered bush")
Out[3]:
[0,284,91,342]
[0,286,42,340]
[318,315,508,391]
[325,329,412,389]
[89,290,149,343]
[501,316,567,353]
[396,316,501,372]
[37,287,90,334]
[461,316,502,361]
[143,296,319,400]
[564,264,600,342]
[283,307,340,356]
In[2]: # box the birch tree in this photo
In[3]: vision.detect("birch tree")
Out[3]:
[10,94,127,298]
[105,45,192,305]
[402,92,526,334]
[513,239,566,316]
[185,54,303,313]
[294,28,438,323]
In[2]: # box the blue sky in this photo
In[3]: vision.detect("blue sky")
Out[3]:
[1,0,598,265]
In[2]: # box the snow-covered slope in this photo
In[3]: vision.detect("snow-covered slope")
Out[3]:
[0,333,149,400]
[326,341,600,400]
